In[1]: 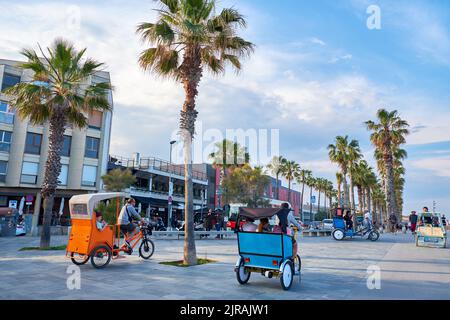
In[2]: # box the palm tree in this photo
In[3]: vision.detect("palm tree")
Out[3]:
[336,172,343,207]
[281,160,300,203]
[296,169,312,217]
[315,178,325,215]
[209,139,249,177]
[4,39,112,248]
[137,0,254,265]
[366,109,409,226]
[266,156,286,200]
[307,176,317,221]
[328,136,361,212]
[347,140,362,217]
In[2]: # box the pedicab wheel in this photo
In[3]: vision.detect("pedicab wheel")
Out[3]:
[236,259,251,285]
[70,253,89,266]
[139,239,155,260]
[280,261,294,291]
[332,229,345,241]
[90,246,112,269]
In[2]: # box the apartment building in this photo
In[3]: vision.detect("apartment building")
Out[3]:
[0,59,113,235]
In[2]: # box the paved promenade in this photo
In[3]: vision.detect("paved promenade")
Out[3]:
[0,233,448,300]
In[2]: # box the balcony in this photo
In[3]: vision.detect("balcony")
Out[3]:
[110,155,208,182]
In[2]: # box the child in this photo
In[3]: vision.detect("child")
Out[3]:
[95,211,107,231]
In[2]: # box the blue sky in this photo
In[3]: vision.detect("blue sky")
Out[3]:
[1,0,449,213]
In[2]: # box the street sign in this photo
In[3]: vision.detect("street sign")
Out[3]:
[26,195,34,205]
[311,196,316,204]
[8,200,18,209]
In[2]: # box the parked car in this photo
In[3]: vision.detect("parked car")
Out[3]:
[308,221,322,230]
[322,219,334,230]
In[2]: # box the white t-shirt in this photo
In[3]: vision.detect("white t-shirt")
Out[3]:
[242,222,258,232]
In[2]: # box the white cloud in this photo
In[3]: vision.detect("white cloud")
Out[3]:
[411,156,450,178]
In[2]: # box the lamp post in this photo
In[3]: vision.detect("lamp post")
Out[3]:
[168,140,177,230]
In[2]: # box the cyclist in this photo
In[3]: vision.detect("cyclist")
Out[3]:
[118,198,145,251]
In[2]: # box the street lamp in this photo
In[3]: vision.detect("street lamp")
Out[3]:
[168,140,177,230]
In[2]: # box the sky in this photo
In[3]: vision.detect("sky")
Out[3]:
[1,0,449,213]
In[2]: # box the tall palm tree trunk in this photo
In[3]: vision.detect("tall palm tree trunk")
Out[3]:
[309,185,313,221]
[300,182,305,218]
[342,174,350,207]
[317,190,321,217]
[384,153,398,230]
[40,108,66,248]
[180,46,201,265]
[288,179,291,203]
[357,185,363,213]
[337,182,342,207]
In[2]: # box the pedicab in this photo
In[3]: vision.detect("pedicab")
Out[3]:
[66,193,155,269]
[416,212,447,248]
[331,208,380,242]
[234,208,301,291]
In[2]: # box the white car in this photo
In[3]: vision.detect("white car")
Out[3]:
[322,219,334,230]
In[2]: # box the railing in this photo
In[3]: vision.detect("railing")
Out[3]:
[110,155,208,181]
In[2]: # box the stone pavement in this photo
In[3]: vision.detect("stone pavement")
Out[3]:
[0,233,449,300]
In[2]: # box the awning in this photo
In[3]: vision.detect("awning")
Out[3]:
[133,196,179,208]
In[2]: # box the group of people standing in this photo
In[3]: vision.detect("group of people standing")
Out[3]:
[408,207,447,234]
[204,209,227,238]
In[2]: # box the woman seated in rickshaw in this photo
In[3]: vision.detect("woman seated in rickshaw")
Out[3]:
[242,217,258,232]
[257,218,271,233]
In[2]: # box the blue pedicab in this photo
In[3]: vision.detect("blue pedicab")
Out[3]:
[234,208,301,291]
[331,208,380,242]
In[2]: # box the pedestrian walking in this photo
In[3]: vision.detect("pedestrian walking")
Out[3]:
[409,211,418,234]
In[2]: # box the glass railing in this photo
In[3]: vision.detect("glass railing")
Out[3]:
[110,155,208,181]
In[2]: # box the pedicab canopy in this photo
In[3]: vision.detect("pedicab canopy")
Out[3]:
[69,193,127,220]
[238,207,285,220]
[238,207,290,232]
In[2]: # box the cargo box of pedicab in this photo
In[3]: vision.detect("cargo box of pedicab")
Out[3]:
[416,212,447,248]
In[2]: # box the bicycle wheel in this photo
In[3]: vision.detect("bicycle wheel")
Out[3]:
[71,253,89,266]
[139,239,155,260]
[90,246,112,269]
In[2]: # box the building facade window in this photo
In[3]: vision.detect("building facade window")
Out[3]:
[21,161,39,184]
[85,137,100,159]
[1,73,21,91]
[0,130,12,152]
[25,132,42,155]
[0,101,14,125]
[61,135,72,157]
[0,160,7,182]
[82,165,97,187]
[88,110,103,130]
[58,164,69,186]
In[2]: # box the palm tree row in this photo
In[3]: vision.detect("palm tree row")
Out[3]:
[328,109,409,229]
[266,157,337,219]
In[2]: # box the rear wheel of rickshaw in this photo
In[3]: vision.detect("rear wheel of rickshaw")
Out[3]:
[280,261,294,291]
[90,246,112,269]
[70,253,89,266]
[332,229,345,241]
[368,231,380,242]
[139,239,155,260]
[236,259,251,285]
